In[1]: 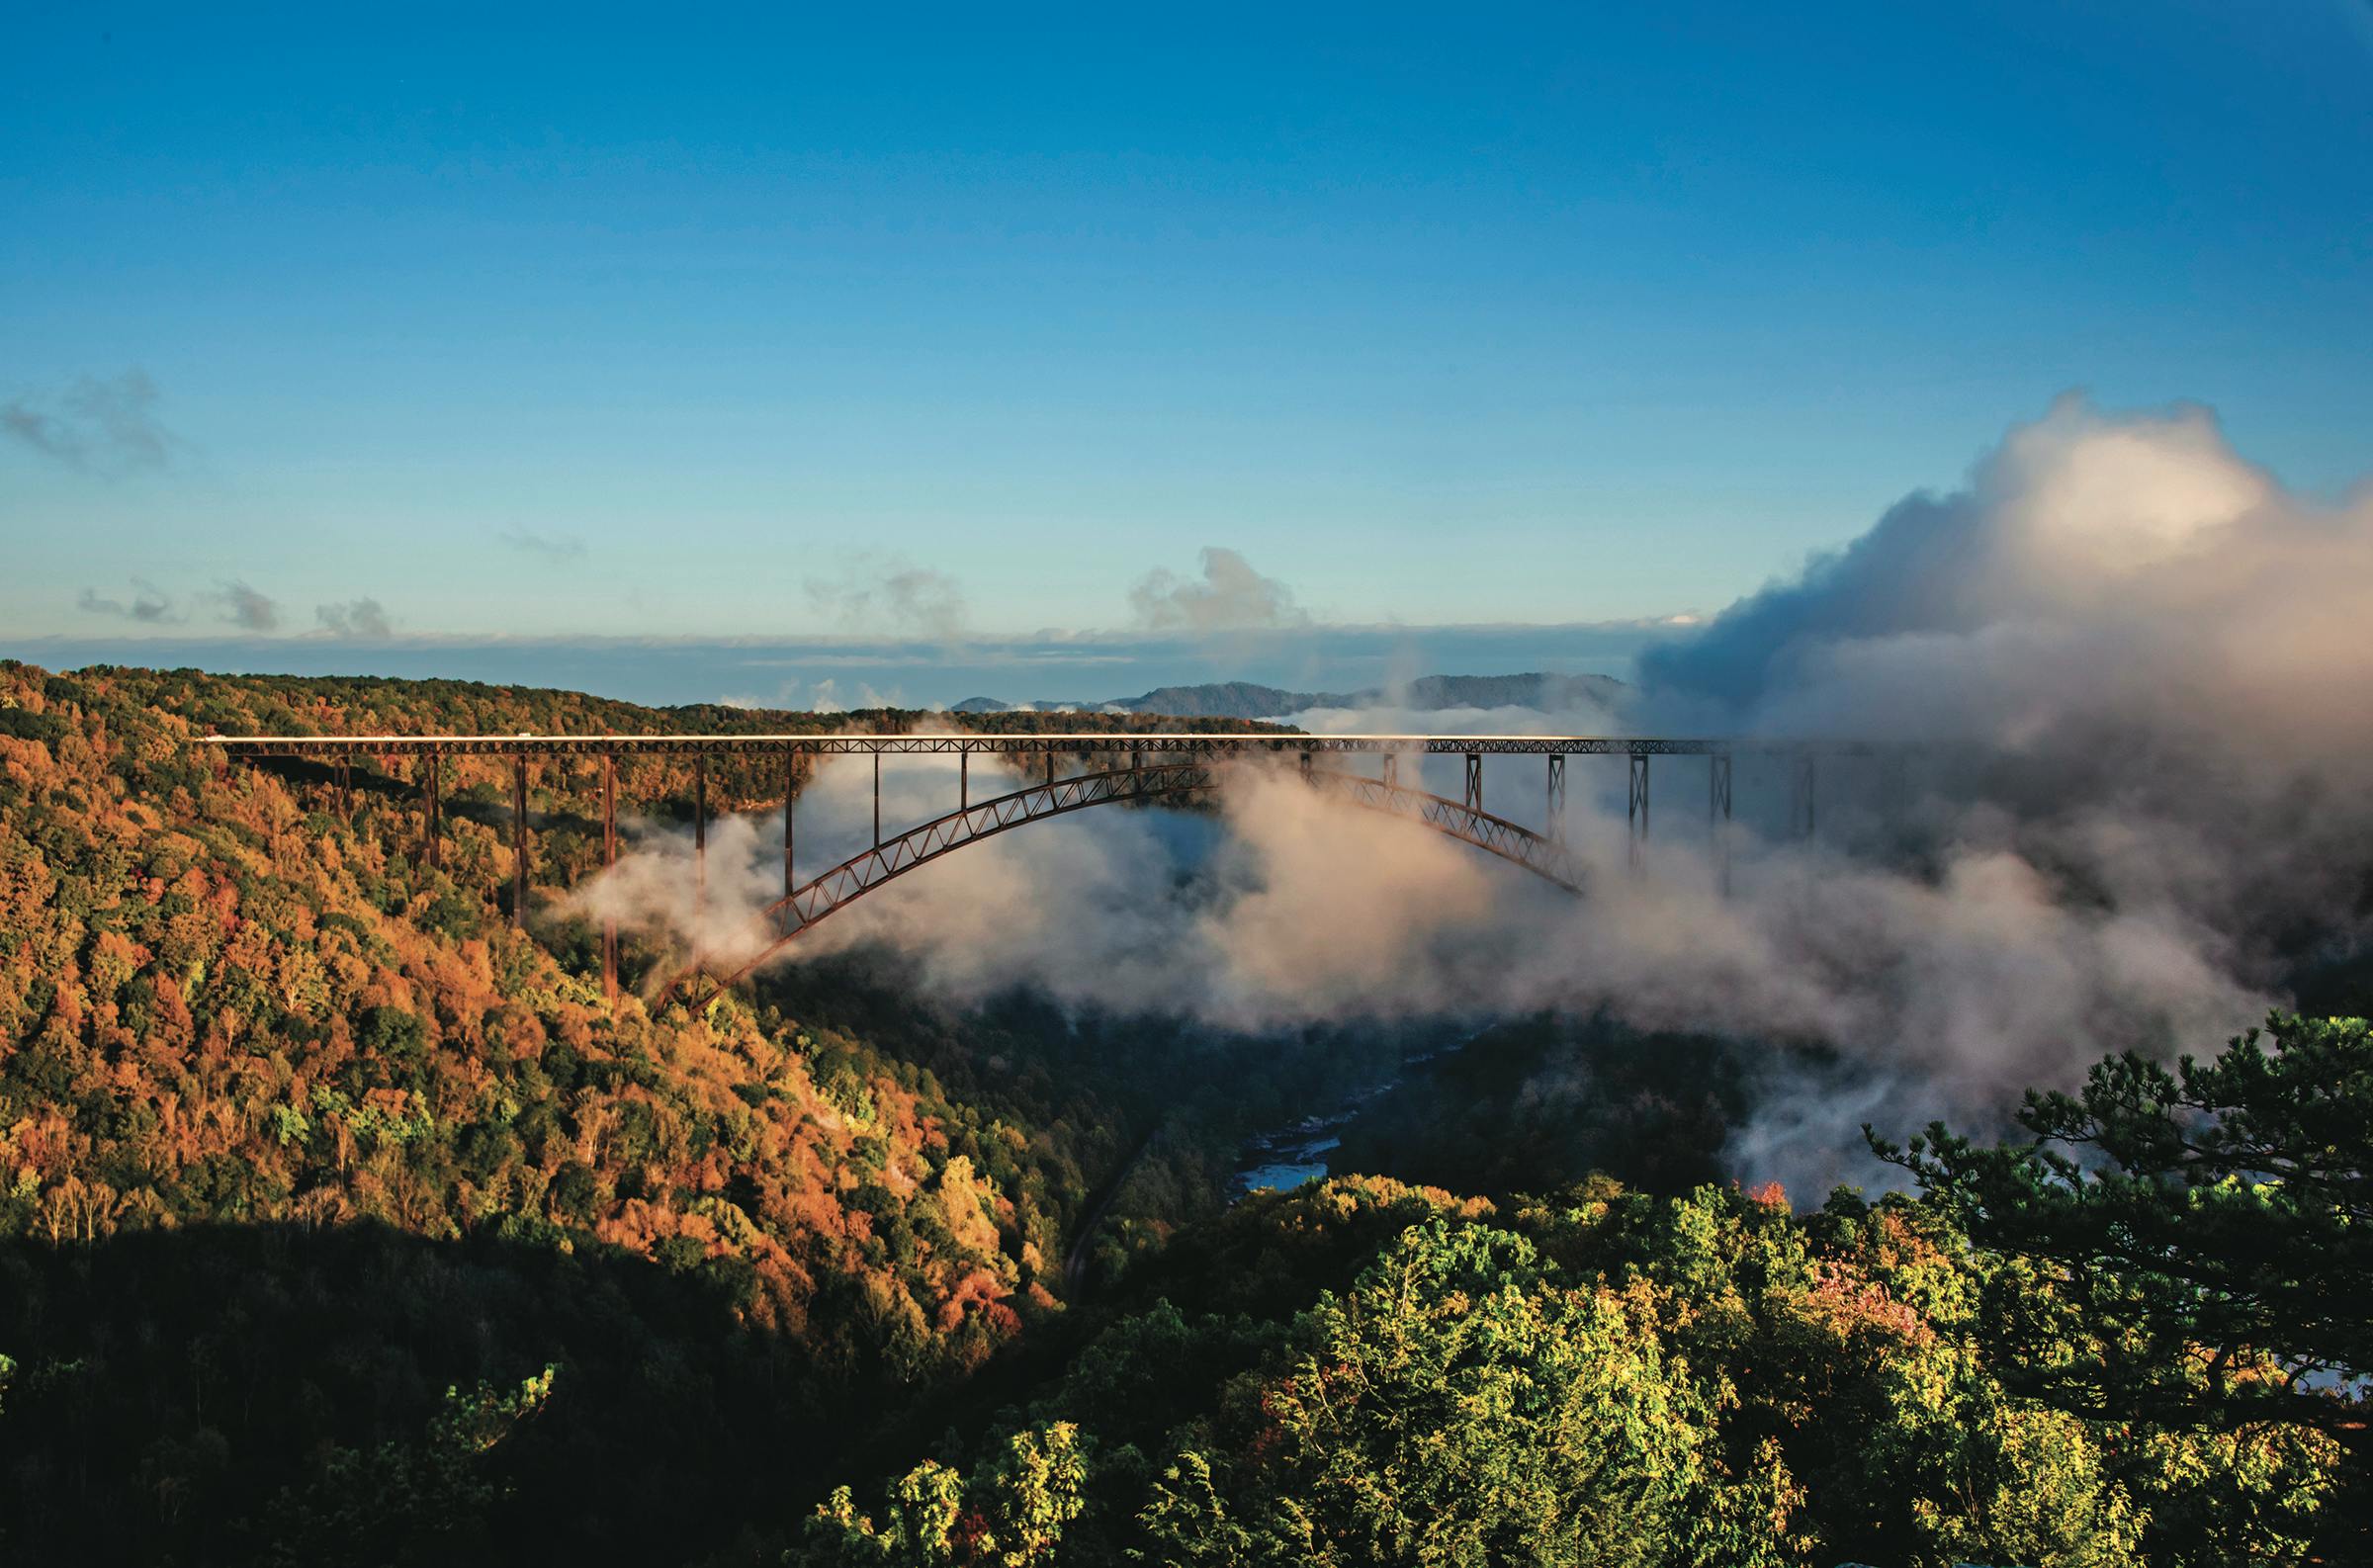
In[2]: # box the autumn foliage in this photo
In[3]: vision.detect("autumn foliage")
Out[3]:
[0,662,1205,1560]
[1,661,2362,1565]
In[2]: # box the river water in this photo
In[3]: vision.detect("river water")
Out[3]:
[1229,1033,1476,1200]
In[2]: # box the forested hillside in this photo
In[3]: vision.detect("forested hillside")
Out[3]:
[801,1157,2357,1567]
[0,661,2363,1565]
[0,662,1282,1563]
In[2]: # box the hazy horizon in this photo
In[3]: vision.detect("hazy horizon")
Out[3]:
[0,618,1672,712]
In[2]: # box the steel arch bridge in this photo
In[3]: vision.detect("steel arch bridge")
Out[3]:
[208,730,1844,1003]
[670,757,1585,1002]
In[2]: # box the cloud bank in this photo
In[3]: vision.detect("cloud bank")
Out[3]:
[556,396,2373,1189]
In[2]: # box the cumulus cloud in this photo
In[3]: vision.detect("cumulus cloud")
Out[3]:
[803,555,967,641]
[1617,392,2373,1178]
[315,597,393,639]
[1129,547,1308,633]
[1641,394,2286,733]
[2,369,175,474]
[76,579,178,624]
[210,579,281,632]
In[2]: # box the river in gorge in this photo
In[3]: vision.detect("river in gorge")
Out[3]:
[1229,1030,1479,1200]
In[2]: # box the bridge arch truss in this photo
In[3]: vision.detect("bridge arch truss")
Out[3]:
[677,757,1585,1002]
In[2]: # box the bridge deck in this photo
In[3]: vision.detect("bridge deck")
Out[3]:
[203,732,1851,757]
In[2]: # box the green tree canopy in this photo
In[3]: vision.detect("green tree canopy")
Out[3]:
[1882,1013,2371,1526]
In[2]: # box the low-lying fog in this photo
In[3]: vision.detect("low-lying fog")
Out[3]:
[574,397,2373,1191]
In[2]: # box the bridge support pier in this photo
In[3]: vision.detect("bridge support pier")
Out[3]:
[1382,752,1398,790]
[873,752,882,847]
[422,750,442,871]
[1710,752,1732,897]
[1546,754,1566,844]
[1627,752,1650,872]
[1464,753,1482,814]
[695,753,709,920]
[783,752,797,935]
[602,751,618,1002]
[1791,753,1816,840]
[511,755,529,927]
[333,758,352,817]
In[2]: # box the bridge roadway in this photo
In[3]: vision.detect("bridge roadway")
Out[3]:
[205,732,1848,758]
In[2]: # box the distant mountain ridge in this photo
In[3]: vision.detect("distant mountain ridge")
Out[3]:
[949,671,1627,720]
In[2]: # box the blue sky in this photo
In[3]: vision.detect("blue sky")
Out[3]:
[5,1,2371,686]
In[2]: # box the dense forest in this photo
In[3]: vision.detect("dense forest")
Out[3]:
[0,661,2363,1564]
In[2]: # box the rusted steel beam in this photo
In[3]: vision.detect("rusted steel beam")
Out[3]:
[424,750,441,870]
[1627,752,1651,872]
[1315,767,1586,895]
[782,751,796,933]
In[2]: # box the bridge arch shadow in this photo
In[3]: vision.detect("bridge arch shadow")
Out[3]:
[672,758,1584,1003]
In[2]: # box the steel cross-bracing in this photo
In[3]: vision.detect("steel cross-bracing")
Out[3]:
[1626,754,1653,871]
[1310,767,1582,892]
[1709,751,1734,898]
[683,758,1221,1001]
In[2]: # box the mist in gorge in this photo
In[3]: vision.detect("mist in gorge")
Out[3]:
[566,396,2373,1195]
